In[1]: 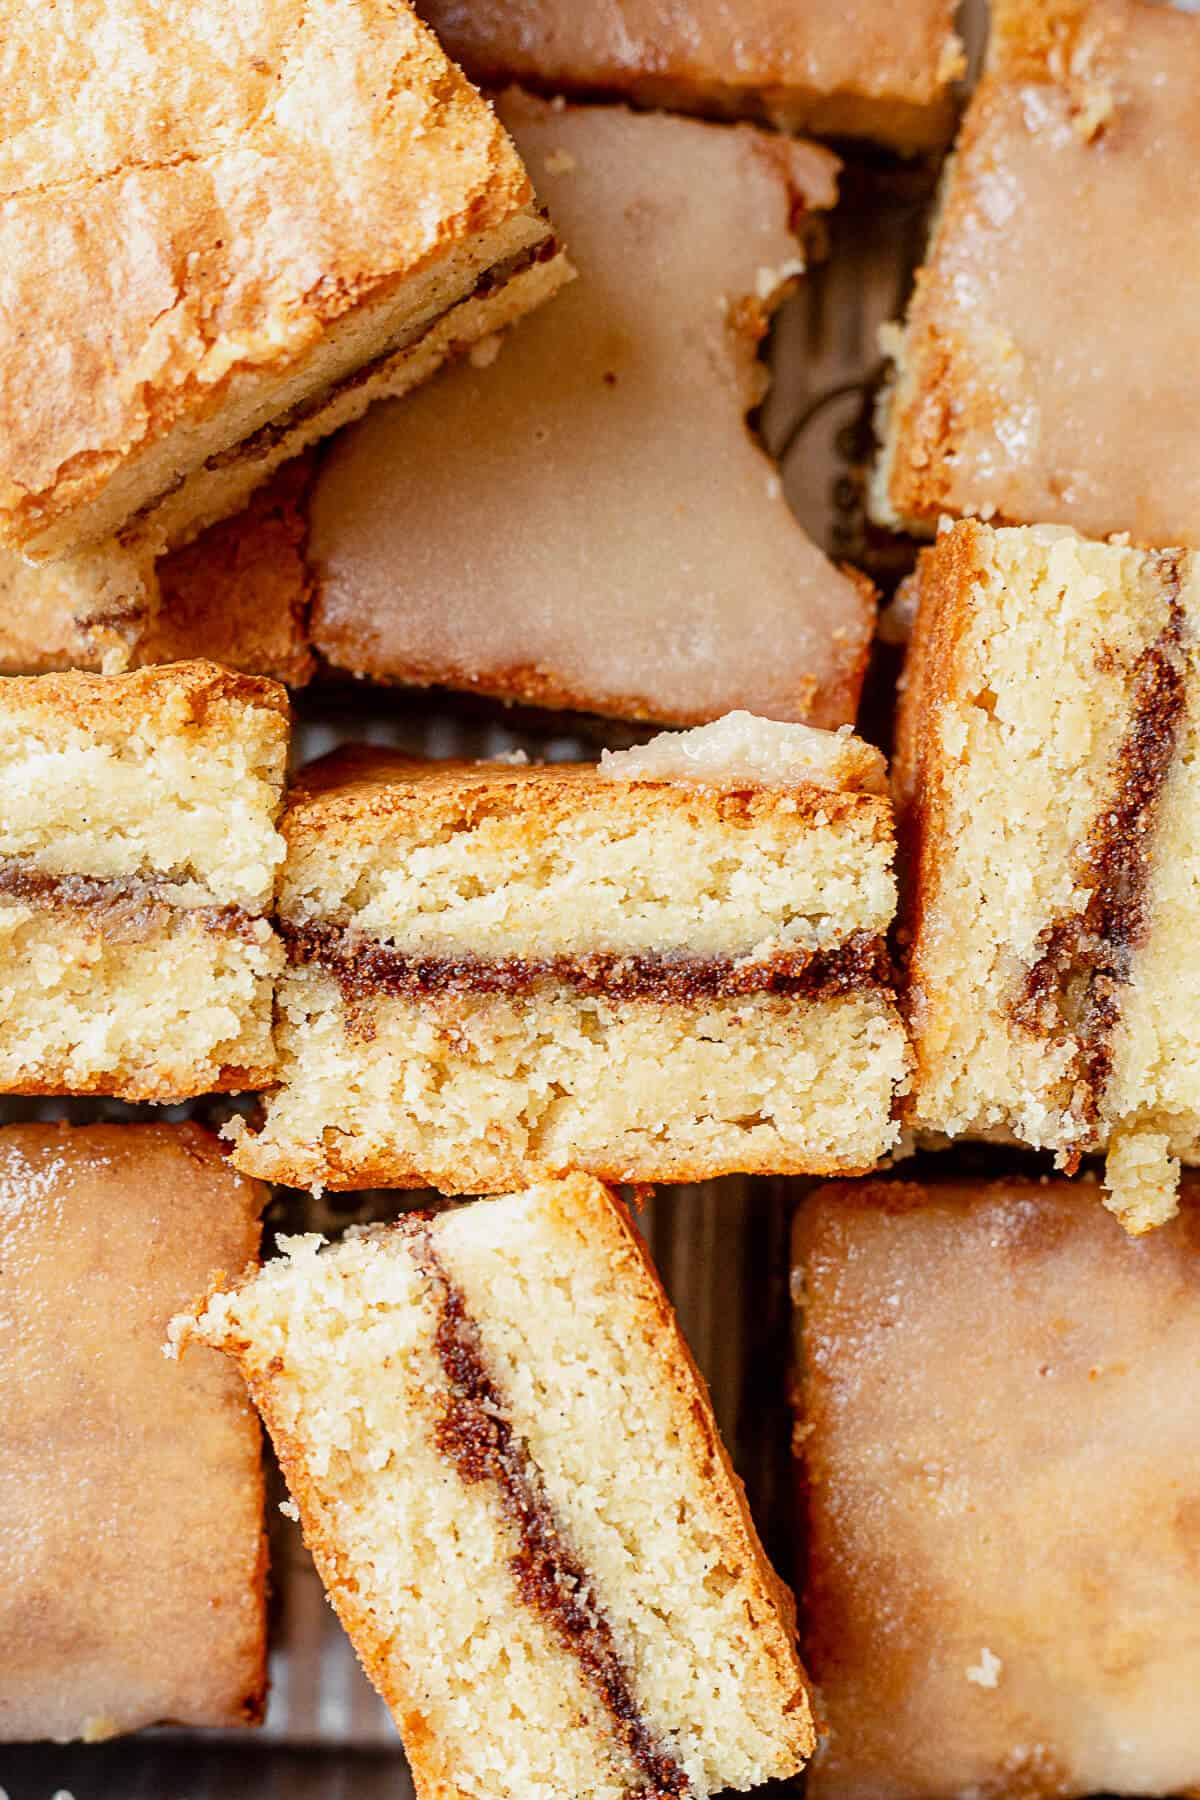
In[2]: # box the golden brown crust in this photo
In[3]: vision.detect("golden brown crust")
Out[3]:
[547,1177,815,1762]
[0,655,291,735]
[232,1127,896,1195]
[0,1060,276,1105]
[0,0,535,554]
[281,744,895,868]
[891,524,987,1091]
[0,464,313,685]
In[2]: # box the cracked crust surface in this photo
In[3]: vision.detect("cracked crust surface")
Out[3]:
[873,0,1200,545]
[0,0,538,556]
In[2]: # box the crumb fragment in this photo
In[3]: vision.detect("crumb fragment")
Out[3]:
[1103,1130,1180,1237]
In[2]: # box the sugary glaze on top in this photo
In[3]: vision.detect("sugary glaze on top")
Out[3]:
[877,0,1200,546]
[416,0,963,150]
[796,1177,1200,1800]
[0,0,531,547]
[0,1121,267,1742]
[309,93,875,729]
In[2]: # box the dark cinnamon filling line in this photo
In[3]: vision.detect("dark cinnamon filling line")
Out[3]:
[1010,555,1189,1162]
[279,917,891,1003]
[201,233,563,475]
[118,227,562,532]
[0,858,259,937]
[399,1218,691,1800]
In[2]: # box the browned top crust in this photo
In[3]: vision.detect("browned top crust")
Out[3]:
[283,744,894,858]
[0,1121,268,1741]
[879,0,1200,545]
[0,656,291,735]
[0,0,532,551]
[415,0,962,151]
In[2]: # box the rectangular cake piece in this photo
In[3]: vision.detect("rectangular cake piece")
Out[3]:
[793,1176,1200,1800]
[0,659,289,1098]
[0,1122,267,1742]
[895,521,1200,1232]
[306,92,874,729]
[414,0,963,153]
[0,0,569,562]
[189,1173,814,1796]
[872,0,1200,546]
[0,463,315,684]
[232,716,909,1191]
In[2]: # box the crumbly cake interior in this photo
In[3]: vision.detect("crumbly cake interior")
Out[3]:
[795,1178,1200,1800]
[237,739,907,1187]
[900,523,1200,1231]
[0,665,288,908]
[279,750,896,962]
[309,93,874,727]
[233,973,906,1190]
[0,902,281,1100]
[191,1176,812,1797]
[0,662,288,1097]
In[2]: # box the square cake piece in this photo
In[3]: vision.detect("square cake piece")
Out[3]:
[232,716,909,1191]
[0,0,569,562]
[189,1173,814,1797]
[0,463,315,684]
[895,522,1200,1232]
[306,92,874,729]
[793,1176,1200,1800]
[872,0,1200,546]
[0,1122,267,1742]
[414,0,963,153]
[0,659,289,1098]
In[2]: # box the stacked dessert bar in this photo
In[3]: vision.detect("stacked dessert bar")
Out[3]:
[6,0,1200,1795]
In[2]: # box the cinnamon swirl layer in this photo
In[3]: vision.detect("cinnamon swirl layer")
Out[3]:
[187,1176,814,1799]
[898,522,1200,1233]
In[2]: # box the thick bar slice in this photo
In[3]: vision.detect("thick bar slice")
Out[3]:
[0,0,569,562]
[895,521,1200,1232]
[872,0,1200,545]
[0,660,288,1098]
[0,464,314,684]
[793,1176,1200,1800]
[307,93,874,728]
[415,0,962,153]
[0,1122,267,1742]
[188,1173,814,1797]
[232,715,908,1191]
